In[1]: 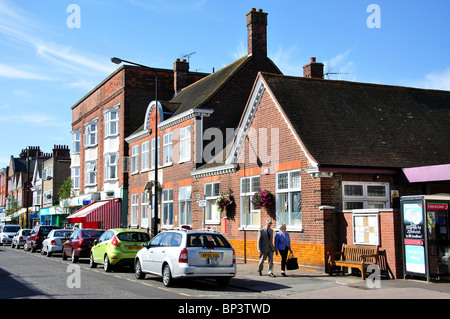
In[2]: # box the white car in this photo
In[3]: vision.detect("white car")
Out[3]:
[41,229,73,257]
[134,229,236,287]
[11,229,31,249]
[0,225,21,246]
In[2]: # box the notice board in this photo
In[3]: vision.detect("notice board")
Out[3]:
[352,212,379,246]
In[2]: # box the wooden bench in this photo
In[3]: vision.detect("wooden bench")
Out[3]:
[328,244,379,279]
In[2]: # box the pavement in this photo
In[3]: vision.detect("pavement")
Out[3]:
[230,261,450,299]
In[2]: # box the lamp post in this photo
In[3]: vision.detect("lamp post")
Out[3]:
[111,57,159,237]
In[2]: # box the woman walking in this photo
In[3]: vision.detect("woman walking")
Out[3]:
[275,223,293,276]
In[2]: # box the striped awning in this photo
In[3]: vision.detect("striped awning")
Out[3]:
[67,199,122,229]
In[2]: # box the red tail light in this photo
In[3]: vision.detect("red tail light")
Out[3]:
[111,236,120,247]
[179,248,188,263]
[232,248,236,264]
[79,239,85,247]
[51,240,56,245]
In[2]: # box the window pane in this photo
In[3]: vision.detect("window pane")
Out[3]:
[345,202,364,210]
[213,183,220,196]
[277,173,288,190]
[290,171,301,189]
[241,178,250,193]
[291,191,302,226]
[250,177,260,192]
[344,185,363,196]
[368,186,386,197]
[277,193,289,225]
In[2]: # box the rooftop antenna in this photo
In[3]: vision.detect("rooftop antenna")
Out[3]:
[182,52,196,64]
[324,66,348,79]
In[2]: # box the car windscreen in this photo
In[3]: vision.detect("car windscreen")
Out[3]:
[22,230,31,236]
[187,233,231,248]
[4,226,20,233]
[81,230,104,238]
[117,232,150,242]
[54,230,72,237]
[40,227,58,236]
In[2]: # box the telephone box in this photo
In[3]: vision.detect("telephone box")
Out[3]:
[401,195,450,281]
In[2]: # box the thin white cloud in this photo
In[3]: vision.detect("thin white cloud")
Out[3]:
[0,1,115,79]
[0,64,50,80]
[0,114,69,127]
[324,48,357,81]
[414,68,450,91]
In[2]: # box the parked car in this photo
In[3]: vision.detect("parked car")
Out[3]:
[89,228,150,272]
[134,229,236,287]
[11,229,31,249]
[41,229,73,257]
[0,225,21,246]
[24,225,61,252]
[63,229,104,263]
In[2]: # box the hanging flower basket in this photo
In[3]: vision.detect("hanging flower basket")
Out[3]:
[216,189,234,213]
[251,188,274,209]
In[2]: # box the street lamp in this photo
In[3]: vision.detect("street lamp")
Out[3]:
[111,57,159,237]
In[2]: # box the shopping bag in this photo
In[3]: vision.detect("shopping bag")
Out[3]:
[286,252,299,270]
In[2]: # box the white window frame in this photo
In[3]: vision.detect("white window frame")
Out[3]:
[131,193,139,227]
[163,132,173,165]
[151,137,160,169]
[141,192,149,228]
[179,186,192,226]
[204,182,220,224]
[240,175,260,229]
[104,107,119,138]
[276,169,302,230]
[179,126,191,163]
[72,130,80,154]
[131,145,139,173]
[84,161,97,186]
[342,181,390,210]
[84,120,98,148]
[104,153,118,181]
[162,189,173,228]
[71,167,80,189]
[141,141,149,171]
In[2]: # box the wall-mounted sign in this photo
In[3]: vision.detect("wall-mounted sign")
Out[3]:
[352,211,379,246]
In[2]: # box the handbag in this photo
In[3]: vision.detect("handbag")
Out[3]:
[286,252,299,270]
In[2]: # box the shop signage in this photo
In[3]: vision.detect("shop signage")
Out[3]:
[427,203,448,210]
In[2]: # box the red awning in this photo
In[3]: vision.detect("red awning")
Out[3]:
[67,199,122,229]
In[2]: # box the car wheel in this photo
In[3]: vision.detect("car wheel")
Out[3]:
[104,255,113,272]
[71,249,78,263]
[11,242,15,249]
[89,253,97,268]
[47,251,52,257]
[41,246,46,255]
[162,264,173,287]
[135,259,145,280]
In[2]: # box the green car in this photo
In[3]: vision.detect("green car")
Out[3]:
[89,228,150,272]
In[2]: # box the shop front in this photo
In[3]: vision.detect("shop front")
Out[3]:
[401,195,450,281]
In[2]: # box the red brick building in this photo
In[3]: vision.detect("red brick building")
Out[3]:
[125,8,281,234]
[70,60,207,226]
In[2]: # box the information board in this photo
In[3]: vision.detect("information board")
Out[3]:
[352,212,379,245]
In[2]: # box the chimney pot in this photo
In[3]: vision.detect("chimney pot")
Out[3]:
[311,57,316,63]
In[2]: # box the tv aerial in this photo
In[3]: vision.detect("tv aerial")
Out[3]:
[182,52,196,63]
[324,66,348,79]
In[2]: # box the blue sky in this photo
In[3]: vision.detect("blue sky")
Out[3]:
[0,0,449,169]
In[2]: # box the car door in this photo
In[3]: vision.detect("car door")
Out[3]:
[147,232,168,274]
[65,230,78,256]
[140,233,162,273]
[93,230,112,263]
[152,232,174,275]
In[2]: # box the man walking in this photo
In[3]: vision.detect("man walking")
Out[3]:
[257,219,275,277]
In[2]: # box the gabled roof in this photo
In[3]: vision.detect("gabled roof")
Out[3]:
[261,73,450,169]
[170,56,250,116]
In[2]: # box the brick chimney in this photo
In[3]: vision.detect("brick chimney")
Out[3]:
[246,8,268,59]
[52,145,70,160]
[173,58,189,94]
[303,57,324,79]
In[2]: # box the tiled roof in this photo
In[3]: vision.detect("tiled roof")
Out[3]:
[262,73,450,169]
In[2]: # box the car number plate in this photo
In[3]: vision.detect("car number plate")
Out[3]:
[201,253,221,265]
[127,245,141,250]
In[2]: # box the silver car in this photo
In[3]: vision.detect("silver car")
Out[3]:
[134,229,236,287]
[11,229,31,249]
[42,229,73,257]
[0,225,21,246]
